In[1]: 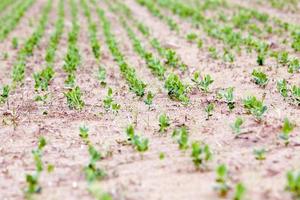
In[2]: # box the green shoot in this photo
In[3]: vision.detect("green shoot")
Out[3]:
[279,118,294,146]
[65,86,85,110]
[126,125,149,152]
[172,127,189,150]
[186,32,197,42]
[218,87,235,110]
[144,91,154,107]
[253,148,266,160]
[159,113,170,132]
[243,96,267,121]
[0,85,10,104]
[191,141,212,170]
[233,183,246,200]
[252,69,268,87]
[230,117,244,137]
[165,73,189,104]
[192,72,214,92]
[214,164,230,197]
[97,66,106,86]
[103,88,120,113]
[205,103,214,120]
[12,37,19,49]
[286,170,300,199]
[277,79,288,98]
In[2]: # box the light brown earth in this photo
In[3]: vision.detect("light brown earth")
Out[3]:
[0,0,300,200]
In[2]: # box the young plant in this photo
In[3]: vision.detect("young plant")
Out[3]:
[243,96,267,120]
[12,37,18,49]
[279,118,294,146]
[191,141,212,170]
[172,127,189,150]
[79,125,89,143]
[126,125,149,152]
[186,32,197,42]
[97,66,106,86]
[208,46,218,59]
[286,170,300,199]
[291,85,300,105]
[252,69,268,87]
[65,86,85,110]
[144,91,154,107]
[165,73,189,104]
[230,117,244,137]
[253,148,266,160]
[214,164,230,197]
[0,85,10,104]
[277,79,288,98]
[103,88,120,113]
[233,183,246,200]
[33,66,54,91]
[159,113,170,132]
[25,137,47,197]
[84,145,106,182]
[205,103,214,120]
[192,72,213,92]
[218,87,235,110]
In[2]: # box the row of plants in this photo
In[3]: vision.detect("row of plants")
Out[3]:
[144,0,299,70]
[0,0,18,13]
[11,0,52,86]
[34,0,65,96]
[80,0,101,61]
[79,126,112,200]
[0,0,35,41]
[63,0,85,111]
[110,0,187,71]
[24,137,54,199]
[91,0,146,97]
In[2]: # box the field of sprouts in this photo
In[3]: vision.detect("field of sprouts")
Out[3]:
[0,0,300,199]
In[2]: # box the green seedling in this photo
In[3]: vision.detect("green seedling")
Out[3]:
[165,73,189,104]
[191,141,212,170]
[215,164,230,197]
[231,117,244,137]
[126,125,149,152]
[84,145,106,183]
[159,113,170,132]
[97,66,106,86]
[205,103,214,120]
[291,85,300,105]
[243,96,267,120]
[208,46,218,59]
[33,66,54,91]
[186,32,197,42]
[279,118,294,146]
[103,88,120,113]
[144,91,154,107]
[64,73,76,88]
[218,87,235,110]
[0,85,10,104]
[25,137,47,197]
[233,183,246,200]
[172,127,189,150]
[12,37,18,49]
[286,170,300,199]
[288,58,300,73]
[192,72,213,92]
[252,69,268,87]
[253,148,266,160]
[65,86,85,110]
[159,152,165,160]
[79,125,89,142]
[277,79,288,98]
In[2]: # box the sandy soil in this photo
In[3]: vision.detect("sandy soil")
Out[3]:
[0,0,300,200]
